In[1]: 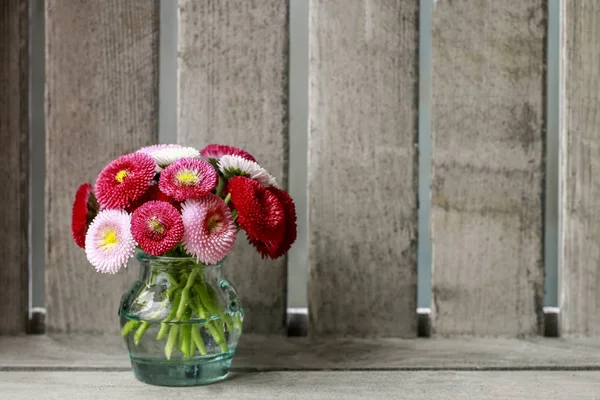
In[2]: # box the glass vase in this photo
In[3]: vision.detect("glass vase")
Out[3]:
[119,252,244,386]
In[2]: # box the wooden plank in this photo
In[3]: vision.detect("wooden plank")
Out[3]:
[3,371,600,399]
[0,0,28,334]
[177,1,289,334]
[307,0,419,337]
[4,335,600,370]
[560,1,600,335]
[430,0,546,335]
[45,0,159,333]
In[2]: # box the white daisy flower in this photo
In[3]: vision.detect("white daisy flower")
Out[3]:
[218,154,277,187]
[151,146,200,169]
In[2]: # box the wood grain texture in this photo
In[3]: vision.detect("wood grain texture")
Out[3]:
[6,334,600,370]
[178,0,289,334]
[4,371,600,400]
[0,0,28,334]
[561,0,600,335]
[45,0,158,333]
[431,0,546,336]
[307,0,419,337]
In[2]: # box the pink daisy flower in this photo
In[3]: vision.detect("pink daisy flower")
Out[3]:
[95,153,156,210]
[200,144,256,163]
[159,158,218,201]
[181,194,237,265]
[131,201,184,256]
[85,209,137,274]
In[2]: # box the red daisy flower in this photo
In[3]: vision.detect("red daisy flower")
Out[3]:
[248,186,297,259]
[126,184,180,213]
[71,183,99,248]
[95,152,156,210]
[159,158,218,201]
[200,144,256,163]
[131,201,184,256]
[227,176,285,242]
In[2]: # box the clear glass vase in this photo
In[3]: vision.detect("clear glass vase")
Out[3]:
[119,252,244,386]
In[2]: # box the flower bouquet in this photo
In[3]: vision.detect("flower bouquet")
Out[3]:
[71,143,296,386]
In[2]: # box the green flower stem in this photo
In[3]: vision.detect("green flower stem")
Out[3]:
[157,290,182,341]
[180,325,191,359]
[164,291,182,322]
[165,324,179,360]
[193,283,221,315]
[191,289,229,353]
[165,273,179,287]
[224,192,231,205]
[188,329,196,358]
[191,325,207,356]
[156,323,169,341]
[176,268,200,320]
[121,320,140,337]
[216,176,226,197]
[134,322,150,346]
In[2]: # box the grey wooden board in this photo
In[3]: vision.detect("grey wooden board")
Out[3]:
[561,0,600,335]
[3,335,600,370]
[0,0,28,334]
[307,0,419,337]
[45,1,159,333]
[430,0,546,336]
[3,371,600,399]
[177,0,289,334]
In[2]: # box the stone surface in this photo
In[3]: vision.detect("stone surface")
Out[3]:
[2,371,600,399]
[3,335,600,370]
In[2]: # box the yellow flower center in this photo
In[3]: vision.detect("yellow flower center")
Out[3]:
[148,217,165,234]
[176,170,198,186]
[206,214,222,232]
[100,229,119,251]
[115,170,129,183]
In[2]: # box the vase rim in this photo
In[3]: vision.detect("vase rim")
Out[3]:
[135,251,225,267]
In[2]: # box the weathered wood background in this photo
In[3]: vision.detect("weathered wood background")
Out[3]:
[307,0,419,337]
[45,0,159,333]
[430,0,546,336]
[177,0,289,334]
[561,0,600,335]
[0,0,29,335]
[1,0,600,338]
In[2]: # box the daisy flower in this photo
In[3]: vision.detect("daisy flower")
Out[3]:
[127,184,180,213]
[218,154,277,187]
[137,144,183,172]
[137,144,181,156]
[131,201,184,256]
[71,183,99,248]
[85,209,137,274]
[181,194,237,265]
[200,144,256,163]
[159,158,218,201]
[227,176,285,242]
[95,152,156,210]
[151,146,200,169]
[248,186,297,259]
